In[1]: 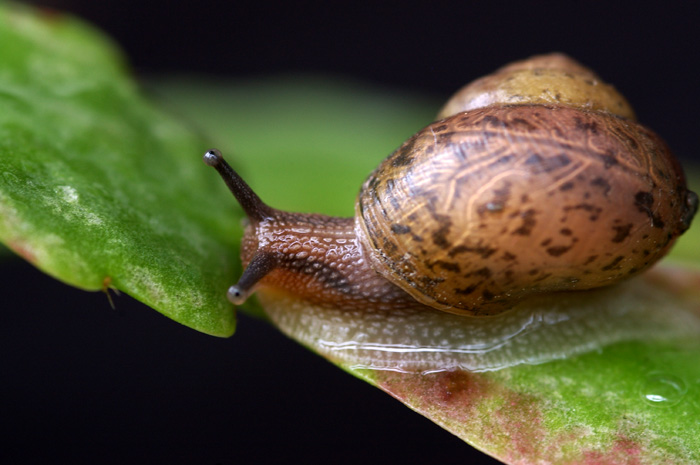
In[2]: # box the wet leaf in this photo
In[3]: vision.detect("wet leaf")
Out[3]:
[358,267,700,464]
[2,4,700,464]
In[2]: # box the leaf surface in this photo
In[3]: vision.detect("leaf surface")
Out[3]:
[0,5,238,335]
[2,5,700,463]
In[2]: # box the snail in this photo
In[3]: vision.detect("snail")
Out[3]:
[204,53,698,321]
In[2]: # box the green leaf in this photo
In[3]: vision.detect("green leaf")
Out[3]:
[0,4,237,336]
[3,4,700,463]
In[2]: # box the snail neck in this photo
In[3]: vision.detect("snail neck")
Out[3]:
[233,211,422,310]
[204,148,422,310]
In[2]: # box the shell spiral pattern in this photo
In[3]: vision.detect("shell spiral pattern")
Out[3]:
[357,104,695,315]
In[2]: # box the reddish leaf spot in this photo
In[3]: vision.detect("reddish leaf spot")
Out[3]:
[582,435,642,465]
[374,370,548,461]
[614,435,642,457]
[8,241,36,264]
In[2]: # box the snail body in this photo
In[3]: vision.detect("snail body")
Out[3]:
[205,54,697,318]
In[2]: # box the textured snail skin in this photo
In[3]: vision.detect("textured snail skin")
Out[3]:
[207,53,697,318]
[238,213,422,311]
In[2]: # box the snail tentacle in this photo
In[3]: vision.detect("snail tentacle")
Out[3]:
[227,251,280,305]
[203,149,273,221]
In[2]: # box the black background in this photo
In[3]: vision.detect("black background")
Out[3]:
[3,1,699,464]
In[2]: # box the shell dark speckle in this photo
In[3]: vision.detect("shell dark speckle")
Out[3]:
[356,104,696,316]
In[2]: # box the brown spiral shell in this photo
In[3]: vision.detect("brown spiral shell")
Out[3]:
[357,104,695,316]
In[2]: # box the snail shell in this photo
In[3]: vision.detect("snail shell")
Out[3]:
[436,53,636,121]
[358,104,692,315]
[205,53,697,318]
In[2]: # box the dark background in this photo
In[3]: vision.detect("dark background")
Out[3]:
[3,1,699,464]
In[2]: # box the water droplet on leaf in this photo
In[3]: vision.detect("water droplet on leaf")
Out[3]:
[639,373,687,407]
